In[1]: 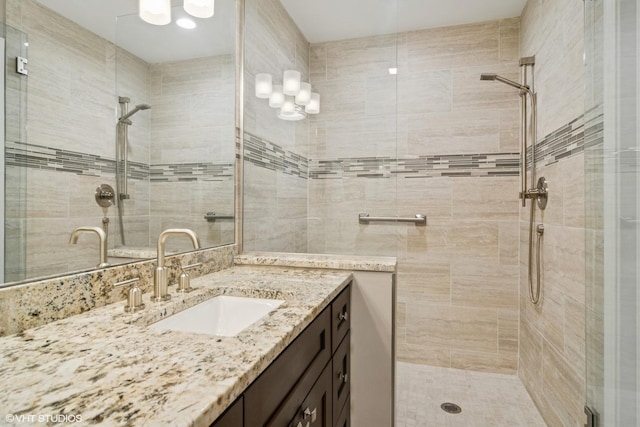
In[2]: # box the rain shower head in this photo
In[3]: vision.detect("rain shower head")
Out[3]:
[480,73,530,93]
[118,103,151,123]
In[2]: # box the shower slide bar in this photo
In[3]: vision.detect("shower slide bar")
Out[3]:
[359,213,426,225]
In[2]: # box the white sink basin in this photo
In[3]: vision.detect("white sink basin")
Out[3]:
[150,295,284,337]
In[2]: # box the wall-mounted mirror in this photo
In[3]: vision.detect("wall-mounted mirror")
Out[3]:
[3,0,237,287]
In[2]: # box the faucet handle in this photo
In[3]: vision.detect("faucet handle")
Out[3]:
[114,278,145,313]
[176,263,202,294]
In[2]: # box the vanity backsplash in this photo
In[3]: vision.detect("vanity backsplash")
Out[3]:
[0,244,235,336]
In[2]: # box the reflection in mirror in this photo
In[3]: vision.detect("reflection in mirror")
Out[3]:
[3,0,236,287]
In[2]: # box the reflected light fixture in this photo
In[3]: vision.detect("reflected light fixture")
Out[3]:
[139,0,171,25]
[255,70,320,121]
[140,0,215,25]
[184,0,215,18]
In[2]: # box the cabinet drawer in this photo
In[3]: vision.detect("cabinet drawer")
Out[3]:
[332,332,350,424]
[245,307,331,426]
[288,362,332,427]
[335,394,350,427]
[331,284,351,353]
[210,396,243,427]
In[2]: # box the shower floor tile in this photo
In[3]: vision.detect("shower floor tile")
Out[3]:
[396,362,547,427]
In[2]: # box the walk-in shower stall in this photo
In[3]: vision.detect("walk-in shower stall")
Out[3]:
[242,0,639,425]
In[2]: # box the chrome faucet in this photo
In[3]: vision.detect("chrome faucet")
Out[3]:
[153,228,201,302]
[69,226,109,268]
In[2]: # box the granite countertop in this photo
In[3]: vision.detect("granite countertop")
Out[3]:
[0,265,352,427]
[235,251,397,272]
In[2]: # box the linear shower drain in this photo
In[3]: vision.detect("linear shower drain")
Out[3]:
[440,402,462,414]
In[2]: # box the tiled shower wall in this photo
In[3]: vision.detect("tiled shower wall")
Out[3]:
[518,0,587,426]
[308,20,523,373]
[5,0,235,281]
[242,0,310,253]
[148,56,236,253]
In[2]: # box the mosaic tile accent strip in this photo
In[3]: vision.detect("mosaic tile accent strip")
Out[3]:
[584,108,604,151]
[530,113,596,167]
[150,163,234,182]
[309,153,520,179]
[243,132,309,179]
[5,140,148,179]
[5,140,234,182]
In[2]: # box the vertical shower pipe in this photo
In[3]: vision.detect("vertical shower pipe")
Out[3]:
[116,97,129,245]
[521,57,545,305]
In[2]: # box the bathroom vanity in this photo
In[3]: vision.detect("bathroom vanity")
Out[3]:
[0,265,352,426]
[213,285,351,427]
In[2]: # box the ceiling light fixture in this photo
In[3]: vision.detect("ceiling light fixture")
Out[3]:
[139,0,171,25]
[255,70,320,121]
[184,0,215,19]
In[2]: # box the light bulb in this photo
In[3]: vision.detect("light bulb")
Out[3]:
[281,96,296,113]
[305,93,320,114]
[184,0,215,18]
[283,70,301,96]
[255,73,273,99]
[295,82,311,106]
[139,0,171,25]
[269,85,284,108]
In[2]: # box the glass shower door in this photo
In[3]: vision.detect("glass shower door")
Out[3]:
[585,0,640,424]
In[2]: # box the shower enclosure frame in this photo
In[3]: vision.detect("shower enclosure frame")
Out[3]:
[585,0,640,424]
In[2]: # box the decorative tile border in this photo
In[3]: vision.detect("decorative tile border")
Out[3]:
[5,140,148,179]
[150,163,234,182]
[6,141,234,182]
[243,132,309,178]
[310,153,520,179]
[583,108,604,152]
[531,113,596,167]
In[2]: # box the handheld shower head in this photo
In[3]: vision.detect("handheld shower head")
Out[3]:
[480,73,530,93]
[118,103,151,123]
[480,73,497,81]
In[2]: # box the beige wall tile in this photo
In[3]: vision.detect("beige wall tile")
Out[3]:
[451,261,518,309]
[451,349,517,374]
[452,177,519,219]
[498,309,519,355]
[405,21,500,72]
[518,2,586,424]
[396,342,451,368]
[397,261,451,305]
[405,109,502,155]
[406,303,498,353]
[452,65,520,112]
[500,18,521,63]
[398,70,452,115]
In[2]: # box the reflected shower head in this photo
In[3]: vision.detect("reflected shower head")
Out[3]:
[118,103,151,123]
[480,73,530,93]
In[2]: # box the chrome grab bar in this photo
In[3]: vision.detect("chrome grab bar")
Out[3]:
[359,213,426,226]
[204,212,235,222]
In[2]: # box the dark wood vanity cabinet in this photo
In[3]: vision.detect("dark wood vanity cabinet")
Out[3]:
[211,283,351,427]
[212,397,244,427]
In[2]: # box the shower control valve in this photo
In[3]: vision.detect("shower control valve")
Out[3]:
[521,177,548,210]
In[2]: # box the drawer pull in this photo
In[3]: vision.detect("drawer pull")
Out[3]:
[338,371,348,384]
[303,407,317,422]
[338,311,348,322]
